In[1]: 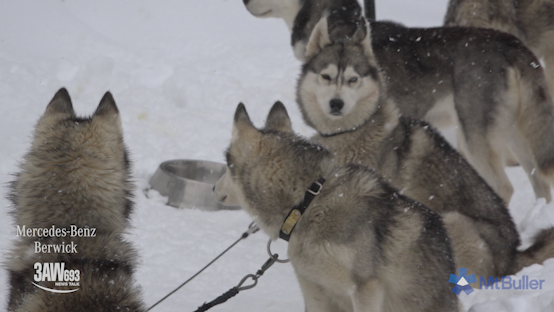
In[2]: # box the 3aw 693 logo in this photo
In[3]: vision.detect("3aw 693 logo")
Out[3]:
[32,262,80,293]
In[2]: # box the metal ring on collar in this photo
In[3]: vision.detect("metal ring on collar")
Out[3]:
[266,239,290,263]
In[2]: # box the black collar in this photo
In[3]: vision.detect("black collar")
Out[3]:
[279,177,325,242]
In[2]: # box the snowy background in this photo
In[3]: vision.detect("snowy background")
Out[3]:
[1,0,554,311]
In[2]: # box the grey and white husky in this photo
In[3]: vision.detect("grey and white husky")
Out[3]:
[444,0,554,101]
[215,102,460,312]
[243,0,554,204]
[5,89,145,311]
[296,18,554,281]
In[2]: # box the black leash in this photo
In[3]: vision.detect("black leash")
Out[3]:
[146,222,259,311]
[194,240,288,312]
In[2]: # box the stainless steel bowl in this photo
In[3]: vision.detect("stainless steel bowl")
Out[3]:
[149,159,240,211]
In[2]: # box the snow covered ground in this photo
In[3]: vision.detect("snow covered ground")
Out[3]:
[1,0,554,311]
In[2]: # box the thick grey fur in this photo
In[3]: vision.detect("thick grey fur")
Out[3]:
[5,88,145,312]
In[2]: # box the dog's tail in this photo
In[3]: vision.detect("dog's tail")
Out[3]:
[509,43,554,201]
[511,227,554,273]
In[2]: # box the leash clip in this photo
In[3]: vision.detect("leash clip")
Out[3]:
[259,254,278,273]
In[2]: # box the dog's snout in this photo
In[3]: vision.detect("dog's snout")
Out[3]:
[243,0,250,5]
[330,99,344,114]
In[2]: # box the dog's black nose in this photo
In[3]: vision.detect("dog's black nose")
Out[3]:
[243,0,250,5]
[330,99,344,114]
[212,185,215,192]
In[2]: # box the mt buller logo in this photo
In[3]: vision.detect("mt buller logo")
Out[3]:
[449,268,476,295]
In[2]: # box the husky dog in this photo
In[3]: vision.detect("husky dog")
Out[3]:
[444,0,554,102]
[215,102,460,312]
[6,88,145,311]
[297,19,554,280]
[242,0,554,204]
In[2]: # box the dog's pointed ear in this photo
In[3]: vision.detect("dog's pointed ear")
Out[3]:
[44,88,75,117]
[232,103,258,140]
[93,91,122,133]
[305,17,332,59]
[94,91,119,117]
[232,103,262,156]
[265,101,292,133]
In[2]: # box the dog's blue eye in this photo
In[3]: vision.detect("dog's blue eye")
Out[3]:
[349,77,358,83]
[321,74,331,81]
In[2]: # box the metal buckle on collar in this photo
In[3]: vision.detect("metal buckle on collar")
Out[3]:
[307,181,323,196]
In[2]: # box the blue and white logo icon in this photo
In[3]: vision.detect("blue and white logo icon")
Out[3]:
[449,268,476,295]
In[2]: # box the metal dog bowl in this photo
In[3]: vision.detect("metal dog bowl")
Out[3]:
[149,159,240,211]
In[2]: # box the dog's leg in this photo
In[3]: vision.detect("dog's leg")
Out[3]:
[510,128,552,201]
[350,280,384,312]
[458,108,514,203]
[297,276,345,312]
[506,63,554,202]
[453,67,517,203]
[459,130,513,203]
